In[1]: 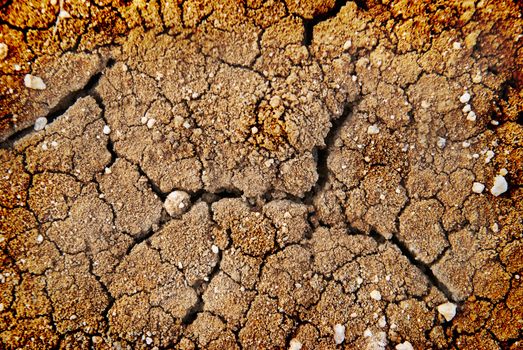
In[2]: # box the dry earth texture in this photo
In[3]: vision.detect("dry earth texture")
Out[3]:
[0,0,522,349]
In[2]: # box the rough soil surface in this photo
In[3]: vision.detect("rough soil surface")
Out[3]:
[1,0,522,349]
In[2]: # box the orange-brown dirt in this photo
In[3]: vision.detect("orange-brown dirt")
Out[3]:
[0,1,522,349]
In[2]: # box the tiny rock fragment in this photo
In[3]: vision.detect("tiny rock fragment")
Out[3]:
[437,302,457,321]
[0,43,8,60]
[490,175,508,196]
[370,290,382,301]
[34,117,48,131]
[437,137,446,149]
[343,39,352,50]
[462,104,471,113]
[269,95,281,108]
[164,190,191,216]
[145,337,153,345]
[485,150,495,163]
[147,118,156,129]
[333,324,345,345]
[36,234,44,244]
[211,244,219,254]
[24,74,47,90]
[500,168,508,176]
[453,42,461,49]
[289,339,302,350]
[59,9,71,18]
[396,341,414,350]
[367,124,380,135]
[459,91,471,103]
[466,111,476,121]
[103,125,111,135]
[472,182,485,194]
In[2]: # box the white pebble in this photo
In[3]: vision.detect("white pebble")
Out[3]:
[343,39,352,50]
[103,125,111,135]
[0,43,8,60]
[462,104,471,113]
[491,223,499,233]
[140,116,148,124]
[490,175,508,196]
[462,141,470,148]
[436,137,446,149]
[367,124,380,135]
[500,168,508,176]
[146,118,156,129]
[211,245,219,254]
[437,302,457,321]
[466,111,476,121]
[485,150,495,163]
[370,290,382,301]
[24,74,46,90]
[396,341,414,350]
[289,339,302,350]
[36,234,44,244]
[421,100,431,109]
[472,182,485,194]
[34,117,48,131]
[333,324,345,345]
[459,92,471,103]
[145,337,153,345]
[164,190,191,216]
[378,315,387,328]
[453,42,461,50]
[251,126,259,134]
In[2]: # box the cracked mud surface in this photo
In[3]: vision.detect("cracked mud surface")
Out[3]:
[1,0,523,349]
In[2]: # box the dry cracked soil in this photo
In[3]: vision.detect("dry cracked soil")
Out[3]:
[0,0,522,349]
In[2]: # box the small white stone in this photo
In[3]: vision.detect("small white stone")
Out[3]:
[472,182,485,194]
[103,125,111,135]
[164,190,191,216]
[145,337,153,345]
[289,339,302,350]
[343,39,352,50]
[485,150,495,163]
[34,117,48,131]
[459,91,471,103]
[396,341,414,350]
[251,126,259,134]
[333,324,345,345]
[36,234,44,244]
[462,104,471,113]
[378,315,387,328]
[0,303,3,312]
[363,329,373,337]
[500,168,508,176]
[24,74,46,90]
[462,141,471,148]
[51,141,58,148]
[490,175,508,196]
[140,116,148,124]
[491,120,499,126]
[0,43,8,60]
[491,223,499,233]
[370,290,382,301]
[59,9,71,18]
[453,42,462,50]
[421,100,431,109]
[270,96,281,108]
[367,124,380,135]
[437,137,446,149]
[356,277,363,284]
[183,120,191,129]
[211,245,219,254]
[466,111,476,121]
[146,118,156,129]
[437,302,457,321]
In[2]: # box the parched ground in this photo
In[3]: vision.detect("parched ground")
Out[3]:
[0,0,522,349]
